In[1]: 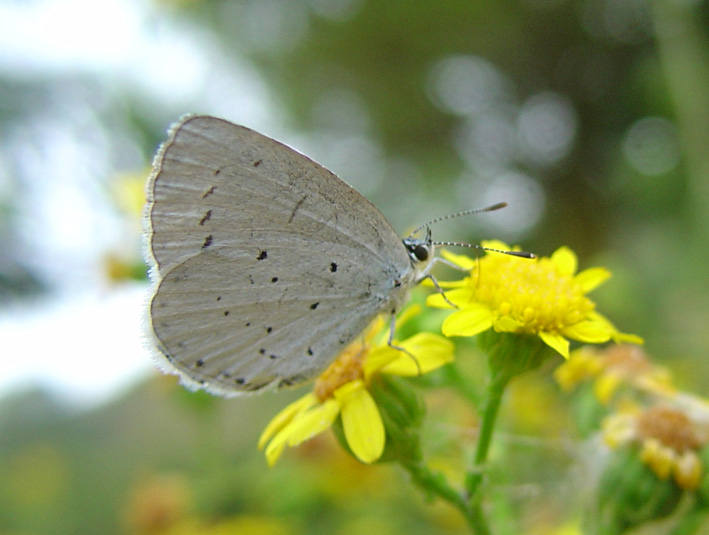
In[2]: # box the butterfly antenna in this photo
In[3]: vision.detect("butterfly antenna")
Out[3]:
[433,241,535,259]
[407,202,509,238]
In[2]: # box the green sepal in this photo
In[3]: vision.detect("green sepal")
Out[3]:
[597,445,684,534]
[369,375,426,463]
[478,330,556,380]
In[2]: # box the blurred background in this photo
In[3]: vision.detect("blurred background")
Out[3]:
[1,0,708,533]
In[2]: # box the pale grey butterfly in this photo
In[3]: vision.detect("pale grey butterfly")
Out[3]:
[144,115,520,396]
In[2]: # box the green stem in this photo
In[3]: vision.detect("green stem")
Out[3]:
[465,369,512,518]
[400,459,489,534]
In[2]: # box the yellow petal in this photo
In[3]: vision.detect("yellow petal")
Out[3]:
[374,305,422,346]
[263,397,334,466]
[586,310,613,329]
[539,331,570,358]
[335,381,385,463]
[550,246,578,277]
[612,332,645,345]
[554,348,604,390]
[440,249,477,270]
[563,320,611,344]
[282,398,340,447]
[395,304,421,329]
[364,315,387,345]
[554,360,581,391]
[426,287,474,309]
[377,333,455,376]
[421,278,469,289]
[264,436,287,466]
[493,316,524,333]
[425,293,450,309]
[640,439,674,480]
[674,451,703,490]
[583,312,643,344]
[593,373,622,405]
[363,345,401,375]
[602,412,636,449]
[574,267,610,293]
[442,305,494,337]
[258,393,319,449]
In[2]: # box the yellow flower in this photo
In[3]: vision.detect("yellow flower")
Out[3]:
[554,345,675,404]
[258,307,454,466]
[113,168,149,220]
[427,242,642,359]
[603,404,706,490]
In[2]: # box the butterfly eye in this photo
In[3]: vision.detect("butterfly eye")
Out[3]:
[413,244,429,262]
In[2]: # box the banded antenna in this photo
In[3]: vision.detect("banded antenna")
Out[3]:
[410,202,535,259]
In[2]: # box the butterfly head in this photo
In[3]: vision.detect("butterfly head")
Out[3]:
[403,226,435,280]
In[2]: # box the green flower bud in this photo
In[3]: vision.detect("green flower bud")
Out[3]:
[597,446,683,534]
[369,375,426,463]
[479,330,556,379]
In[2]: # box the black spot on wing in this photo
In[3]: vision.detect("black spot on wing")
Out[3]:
[330,262,338,272]
[245,379,273,391]
[278,375,307,388]
[199,210,212,226]
[257,250,267,260]
[202,235,213,249]
[310,302,319,310]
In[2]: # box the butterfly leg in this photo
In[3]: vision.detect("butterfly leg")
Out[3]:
[419,256,469,309]
[420,272,458,309]
[386,314,423,376]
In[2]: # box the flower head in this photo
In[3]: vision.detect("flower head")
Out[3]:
[258,307,454,465]
[427,242,642,359]
[603,404,708,490]
[555,344,674,404]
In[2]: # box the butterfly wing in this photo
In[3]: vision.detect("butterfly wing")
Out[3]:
[145,115,414,395]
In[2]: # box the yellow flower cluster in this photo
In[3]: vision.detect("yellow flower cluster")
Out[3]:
[259,308,454,465]
[555,344,673,404]
[603,404,707,490]
[427,242,641,358]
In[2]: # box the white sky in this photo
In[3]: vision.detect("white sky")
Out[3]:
[0,284,151,408]
[0,0,276,408]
